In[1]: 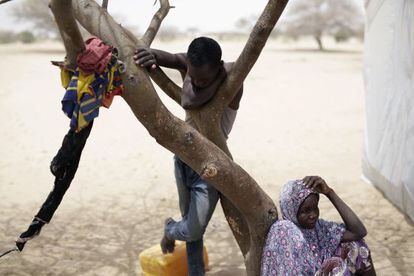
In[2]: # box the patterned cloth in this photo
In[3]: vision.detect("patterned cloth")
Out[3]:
[60,44,123,132]
[261,180,372,275]
[77,37,113,75]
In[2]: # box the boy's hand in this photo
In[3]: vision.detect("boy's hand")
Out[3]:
[134,47,157,70]
[302,176,332,195]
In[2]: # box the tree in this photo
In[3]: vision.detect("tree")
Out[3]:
[157,25,182,41]
[278,0,364,50]
[7,0,289,274]
[12,0,59,38]
[11,0,95,39]
[17,30,36,43]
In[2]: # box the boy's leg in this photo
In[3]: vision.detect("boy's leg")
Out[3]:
[161,156,191,253]
[165,163,219,275]
[186,239,205,276]
[174,156,191,217]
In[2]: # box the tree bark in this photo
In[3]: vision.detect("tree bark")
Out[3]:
[50,0,289,274]
[49,0,84,69]
[315,35,324,51]
[101,0,108,10]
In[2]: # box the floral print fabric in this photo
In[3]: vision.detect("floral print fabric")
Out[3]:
[261,180,372,275]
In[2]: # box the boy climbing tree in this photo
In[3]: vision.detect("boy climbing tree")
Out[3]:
[134,37,243,275]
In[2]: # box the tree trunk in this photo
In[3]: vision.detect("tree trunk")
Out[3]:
[49,0,289,274]
[315,35,324,51]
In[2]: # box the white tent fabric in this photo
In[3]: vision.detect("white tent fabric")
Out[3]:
[363,0,414,221]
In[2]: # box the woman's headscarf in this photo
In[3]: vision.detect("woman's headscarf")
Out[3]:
[280,179,317,224]
[261,179,347,276]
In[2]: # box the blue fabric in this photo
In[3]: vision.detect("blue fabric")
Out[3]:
[165,156,219,276]
[61,57,122,131]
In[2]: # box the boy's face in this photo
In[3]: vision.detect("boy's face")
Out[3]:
[297,194,319,229]
[187,62,221,89]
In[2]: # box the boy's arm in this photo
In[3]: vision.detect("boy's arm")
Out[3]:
[303,176,368,242]
[134,48,187,73]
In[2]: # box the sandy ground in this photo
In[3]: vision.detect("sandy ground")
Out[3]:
[0,39,413,275]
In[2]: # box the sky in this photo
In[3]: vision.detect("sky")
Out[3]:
[0,0,365,33]
[0,0,271,33]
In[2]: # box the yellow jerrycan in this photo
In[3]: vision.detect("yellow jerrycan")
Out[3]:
[139,241,209,276]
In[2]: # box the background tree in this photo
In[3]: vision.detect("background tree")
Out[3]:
[235,14,280,38]
[278,0,364,50]
[0,30,36,44]
[235,15,258,34]
[10,0,133,39]
[156,25,183,41]
[12,0,58,38]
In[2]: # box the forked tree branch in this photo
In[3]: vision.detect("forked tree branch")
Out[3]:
[50,0,85,69]
[51,1,284,274]
[142,0,172,46]
[69,0,274,225]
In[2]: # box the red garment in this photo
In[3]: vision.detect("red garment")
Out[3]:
[102,87,123,108]
[77,37,113,75]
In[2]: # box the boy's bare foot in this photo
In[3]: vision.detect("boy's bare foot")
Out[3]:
[160,218,175,254]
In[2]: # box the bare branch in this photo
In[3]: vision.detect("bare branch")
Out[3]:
[142,0,172,46]
[102,0,108,10]
[49,0,85,69]
[0,0,14,5]
[212,0,289,109]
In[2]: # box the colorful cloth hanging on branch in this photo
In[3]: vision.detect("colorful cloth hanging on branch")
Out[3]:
[59,37,125,132]
[9,38,126,254]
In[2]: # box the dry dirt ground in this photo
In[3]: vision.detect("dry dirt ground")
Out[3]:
[0,39,413,275]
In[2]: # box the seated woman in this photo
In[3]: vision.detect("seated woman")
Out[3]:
[261,176,376,276]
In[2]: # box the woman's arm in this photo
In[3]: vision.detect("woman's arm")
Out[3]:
[303,176,367,242]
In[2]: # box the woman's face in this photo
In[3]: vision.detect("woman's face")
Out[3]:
[297,194,319,229]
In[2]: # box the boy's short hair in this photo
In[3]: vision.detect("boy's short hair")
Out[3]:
[187,37,222,68]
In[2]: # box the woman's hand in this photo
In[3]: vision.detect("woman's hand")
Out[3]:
[303,176,368,241]
[302,176,333,195]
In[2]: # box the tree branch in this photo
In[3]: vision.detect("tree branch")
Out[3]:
[50,0,85,69]
[142,0,181,104]
[212,0,289,110]
[102,0,108,10]
[142,0,172,46]
[72,0,181,104]
[58,1,280,274]
[70,0,274,224]
[0,0,14,5]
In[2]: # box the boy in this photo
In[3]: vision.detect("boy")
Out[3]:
[134,37,243,276]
